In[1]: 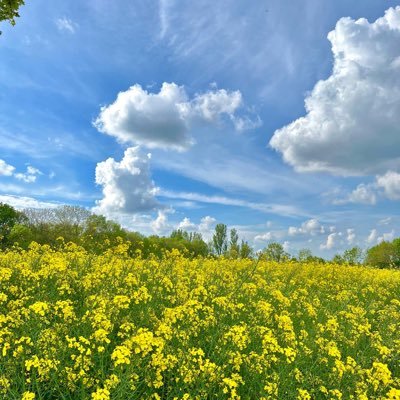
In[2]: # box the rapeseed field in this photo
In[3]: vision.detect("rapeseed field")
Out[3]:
[0,242,399,399]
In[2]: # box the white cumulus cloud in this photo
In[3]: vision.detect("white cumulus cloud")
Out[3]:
[376,171,400,200]
[254,232,274,242]
[282,241,290,252]
[347,184,377,205]
[346,228,356,245]
[177,217,197,231]
[198,216,216,231]
[378,230,395,243]
[366,228,396,245]
[332,183,377,205]
[0,159,15,176]
[288,219,325,236]
[320,233,338,250]
[175,215,217,239]
[174,215,217,241]
[198,216,217,240]
[191,89,242,121]
[95,82,259,150]
[0,160,42,183]
[93,147,159,215]
[151,210,170,234]
[367,229,378,244]
[15,166,43,183]
[270,7,400,175]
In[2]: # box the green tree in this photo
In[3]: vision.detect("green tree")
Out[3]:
[228,228,240,258]
[262,242,289,262]
[342,246,363,265]
[298,248,313,262]
[332,254,345,264]
[392,238,400,268]
[52,205,91,243]
[170,229,190,242]
[0,0,25,32]
[333,246,363,265]
[239,240,253,259]
[0,202,26,247]
[297,248,325,263]
[366,241,397,269]
[169,230,209,257]
[212,223,227,256]
[81,214,126,253]
[187,232,209,257]
[23,206,92,246]
[8,223,33,248]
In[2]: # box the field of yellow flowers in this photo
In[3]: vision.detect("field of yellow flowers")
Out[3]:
[0,242,399,399]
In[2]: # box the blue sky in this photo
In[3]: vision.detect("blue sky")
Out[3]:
[1,0,400,257]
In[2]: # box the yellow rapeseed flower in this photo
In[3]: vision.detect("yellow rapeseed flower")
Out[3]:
[21,392,36,400]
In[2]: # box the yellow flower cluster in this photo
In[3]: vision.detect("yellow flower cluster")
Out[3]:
[0,242,399,399]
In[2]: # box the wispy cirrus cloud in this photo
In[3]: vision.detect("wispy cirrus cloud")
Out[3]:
[158,0,174,39]
[159,189,308,218]
[55,17,78,34]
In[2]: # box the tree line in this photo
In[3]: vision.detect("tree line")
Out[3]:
[0,202,399,268]
[0,203,251,259]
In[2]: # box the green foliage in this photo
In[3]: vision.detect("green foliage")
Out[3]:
[228,228,240,258]
[0,0,24,31]
[0,204,214,258]
[22,206,92,247]
[170,229,189,241]
[8,223,34,248]
[332,247,363,265]
[0,202,26,247]
[262,242,289,262]
[2,201,399,269]
[168,229,209,258]
[332,253,345,264]
[81,214,127,253]
[297,248,327,264]
[366,240,400,269]
[239,240,253,259]
[393,238,400,267]
[342,246,363,264]
[212,223,228,255]
[188,233,209,257]
[298,248,313,262]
